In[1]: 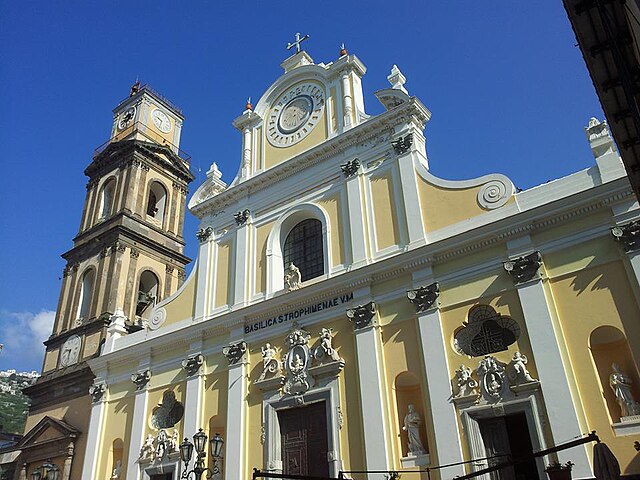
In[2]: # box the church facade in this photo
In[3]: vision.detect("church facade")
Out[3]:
[8,43,640,480]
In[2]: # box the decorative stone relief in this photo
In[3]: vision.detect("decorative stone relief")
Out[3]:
[139,429,179,462]
[151,391,184,430]
[196,226,213,242]
[337,406,344,429]
[503,251,542,284]
[181,354,204,376]
[284,263,302,292]
[283,328,314,396]
[258,343,281,381]
[478,179,511,210]
[346,301,376,329]
[477,356,508,402]
[234,208,250,226]
[611,221,640,253]
[89,382,106,403]
[610,363,640,418]
[314,328,342,363]
[391,133,413,155]
[341,159,360,177]
[407,282,439,313]
[131,369,151,390]
[454,365,478,398]
[223,341,247,365]
[507,352,536,385]
[148,307,166,331]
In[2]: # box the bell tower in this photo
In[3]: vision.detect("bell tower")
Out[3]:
[20,83,194,480]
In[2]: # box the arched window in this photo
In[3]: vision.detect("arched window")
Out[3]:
[99,178,116,220]
[136,270,159,318]
[77,269,95,321]
[283,219,324,282]
[146,181,167,223]
[454,305,520,357]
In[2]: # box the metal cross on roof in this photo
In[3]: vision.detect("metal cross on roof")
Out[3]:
[287,32,309,54]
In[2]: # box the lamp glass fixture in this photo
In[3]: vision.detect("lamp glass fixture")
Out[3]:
[210,432,224,458]
[180,438,194,463]
[193,428,207,454]
[30,469,41,480]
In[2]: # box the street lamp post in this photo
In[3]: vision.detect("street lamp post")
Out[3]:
[30,460,60,480]
[179,429,224,480]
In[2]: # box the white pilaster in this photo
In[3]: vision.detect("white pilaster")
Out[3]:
[233,222,249,308]
[515,279,592,478]
[183,342,205,437]
[353,314,390,475]
[416,307,465,477]
[80,381,107,479]
[224,336,247,480]
[242,127,252,178]
[345,176,368,268]
[195,241,214,321]
[126,361,151,480]
[397,153,425,248]
[341,72,353,129]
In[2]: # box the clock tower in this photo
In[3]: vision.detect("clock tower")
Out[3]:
[17,83,195,480]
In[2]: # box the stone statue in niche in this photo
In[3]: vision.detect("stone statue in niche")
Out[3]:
[454,364,478,397]
[284,263,302,291]
[610,363,640,417]
[402,404,426,456]
[111,460,121,479]
[508,351,535,384]
[314,328,342,362]
[258,343,280,381]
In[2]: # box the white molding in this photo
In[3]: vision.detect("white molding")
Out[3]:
[225,360,247,480]
[80,396,107,479]
[345,174,368,268]
[126,388,150,480]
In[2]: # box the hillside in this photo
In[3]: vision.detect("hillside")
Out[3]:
[0,370,39,435]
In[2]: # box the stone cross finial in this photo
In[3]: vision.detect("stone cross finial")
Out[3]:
[388,65,407,94]
[287,32,310,54]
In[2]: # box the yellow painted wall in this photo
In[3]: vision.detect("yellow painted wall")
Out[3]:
[318,194,346,267]
[96,395,134,480]
[215,241,232,307]
[159,273,197,328]
[370,173,400,250]
[550,259,640,473]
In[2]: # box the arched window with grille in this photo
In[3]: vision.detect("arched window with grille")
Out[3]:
[283,219,325,283]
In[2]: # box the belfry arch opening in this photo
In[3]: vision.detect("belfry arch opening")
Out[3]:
[77,269,95,322]
[136,270,159,319]
[99,178,116,220]
[146,181,167,224]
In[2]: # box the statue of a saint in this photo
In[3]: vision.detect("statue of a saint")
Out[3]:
[610,363,640,417]
[402,404,426,455]
[315,328,341,362]
[284,263,302,291]
[258,343,279,381]
[111,460,121,479]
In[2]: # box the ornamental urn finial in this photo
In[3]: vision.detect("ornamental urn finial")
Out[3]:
[339,43,348,57]
[245,96,253,111]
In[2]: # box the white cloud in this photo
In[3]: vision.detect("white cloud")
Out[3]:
[0,309,55,372]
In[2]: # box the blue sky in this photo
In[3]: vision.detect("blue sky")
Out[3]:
[0,2,604,372]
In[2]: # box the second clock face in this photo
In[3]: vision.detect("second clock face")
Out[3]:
[118,106,136,130]
[152,109,172,133]
[267,82,325,147]
[59,335,82,368]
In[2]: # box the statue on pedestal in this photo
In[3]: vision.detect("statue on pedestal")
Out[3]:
[402,404,426,455]
[610,363,640,417]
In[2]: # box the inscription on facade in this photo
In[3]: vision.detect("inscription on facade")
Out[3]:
[244,292,354,334]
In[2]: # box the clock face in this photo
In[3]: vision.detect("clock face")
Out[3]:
[117,106,136,130]
[267,82,325,147]
[151,109,172,133]
[59,335,82,368]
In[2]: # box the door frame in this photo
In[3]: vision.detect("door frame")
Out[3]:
[460,395,546,480]
[263,378,342,477]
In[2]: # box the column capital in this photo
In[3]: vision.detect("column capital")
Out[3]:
[407,282,439,313]
[346,301,376,329]
[223,341,247,365]
[234,209,250,226]
[612,220,640,253]
[182,353,204,377]
[131,369,151,390]
[89,381,107,403]
[503,251,542,284]
[341,158,360,177]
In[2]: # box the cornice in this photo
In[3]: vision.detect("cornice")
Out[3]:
[190,99,428,218]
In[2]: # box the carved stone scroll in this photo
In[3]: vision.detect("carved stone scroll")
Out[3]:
[612,221,640,253]
[341,159,360,177]
[89,382,106,403]
[503,251,542,284]
[182,354,204,376]
[234,209,250,226]
[223,341,247,365]
[131,369,151,390]
[196,226,213,242]
[346,301,376,329]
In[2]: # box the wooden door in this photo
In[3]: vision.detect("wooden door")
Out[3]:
[278,402,329,477]
[479,417,516,480]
